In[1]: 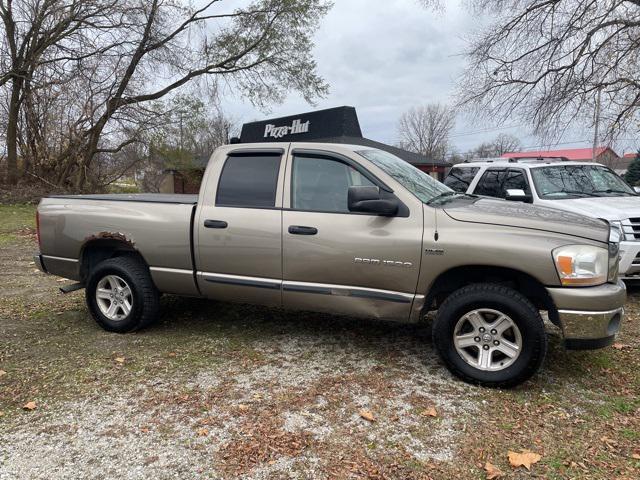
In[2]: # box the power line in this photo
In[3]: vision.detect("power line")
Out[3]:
[449,123,525,138]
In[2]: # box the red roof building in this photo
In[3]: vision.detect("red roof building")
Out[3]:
[501,146,622,171]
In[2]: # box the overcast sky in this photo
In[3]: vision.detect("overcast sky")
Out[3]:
[220,0,638,156]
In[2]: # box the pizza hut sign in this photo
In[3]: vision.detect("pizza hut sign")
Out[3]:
[263,119,310,139]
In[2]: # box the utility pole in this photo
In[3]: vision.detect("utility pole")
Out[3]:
[179,111,184,152]
[592,87,602,162]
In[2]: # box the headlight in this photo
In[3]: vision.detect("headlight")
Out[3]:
[608,223,621,281]
[610,220,626,241]
[552,245,608,286]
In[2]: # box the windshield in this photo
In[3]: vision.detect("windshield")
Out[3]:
[530,164,635,199]
[356,149,452,203]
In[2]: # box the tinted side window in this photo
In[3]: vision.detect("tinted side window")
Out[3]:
[444,167,479,192]
[474,169,507,198]
[503,169,530,194]
[292,156,374,212]
[216,154,281,207]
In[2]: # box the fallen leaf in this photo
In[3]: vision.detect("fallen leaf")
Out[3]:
[22,401,37,411]
[632,453,640,460]
[421,407,438,418]
[508,450,541,470]
[359,409,375,422]
[0,370,6,377]
[143,456,158,465]
[0,411,4,417]
[197,428,209,437]
[140,427,150,433]
[168,352,177,357]
[600,436,617,447]
[612,343,631,350]
[114,357,125,364]
[484,461,504,479]
[237,404,249,412]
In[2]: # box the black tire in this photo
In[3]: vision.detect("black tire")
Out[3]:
[85,255,160,333]
[432,283,547,388]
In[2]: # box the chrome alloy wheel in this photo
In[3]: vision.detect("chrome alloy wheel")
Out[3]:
[96,275,133,321]
[453,308,522,372]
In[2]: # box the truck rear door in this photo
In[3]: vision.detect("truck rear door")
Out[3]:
[195,148,286,307]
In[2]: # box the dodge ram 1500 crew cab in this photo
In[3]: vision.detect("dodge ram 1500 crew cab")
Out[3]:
[35,142,627,387]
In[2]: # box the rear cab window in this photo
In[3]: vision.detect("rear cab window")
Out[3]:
[444,167,480,192]
[216,154,282,207]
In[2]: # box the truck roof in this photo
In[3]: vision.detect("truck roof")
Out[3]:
[222,141,392,154]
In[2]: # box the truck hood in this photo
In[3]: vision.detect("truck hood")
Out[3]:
[540,196,640,221]
[443,197,609,243]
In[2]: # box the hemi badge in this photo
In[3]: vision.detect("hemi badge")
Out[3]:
[425,248,444,255]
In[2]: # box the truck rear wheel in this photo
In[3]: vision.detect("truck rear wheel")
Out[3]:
[432,283,547,388]
[86,256,160,333]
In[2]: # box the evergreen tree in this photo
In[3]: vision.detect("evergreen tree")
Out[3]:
[625,151,640,186]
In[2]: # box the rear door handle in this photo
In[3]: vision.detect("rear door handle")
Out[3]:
[204,219,228,229]
[288,225,318,235]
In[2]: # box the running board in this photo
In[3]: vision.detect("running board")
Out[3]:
[59,282,85,294]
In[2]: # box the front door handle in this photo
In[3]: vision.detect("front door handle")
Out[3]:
[204,219,228,229]
[288,225,318,235]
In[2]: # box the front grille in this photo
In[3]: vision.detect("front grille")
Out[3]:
[621,218,640,240]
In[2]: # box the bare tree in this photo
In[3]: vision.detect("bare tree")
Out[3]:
[457,0,640,142]
[136,93,236,192]
[472,142,496,159]
[470,133,522,159]
[0,0,121,184]
[397,103,456,161]
[491,133,522,156]
[1,0,331,189]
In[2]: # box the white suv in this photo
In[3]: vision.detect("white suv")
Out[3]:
[444,157,640,279]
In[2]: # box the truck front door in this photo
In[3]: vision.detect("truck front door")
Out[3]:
[281,149,424,321]
[195,148,286,307]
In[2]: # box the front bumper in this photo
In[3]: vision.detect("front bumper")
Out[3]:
[546,280,626,350]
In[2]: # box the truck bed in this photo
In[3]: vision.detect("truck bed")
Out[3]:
[49,193,198,204]
[38,195,199,295]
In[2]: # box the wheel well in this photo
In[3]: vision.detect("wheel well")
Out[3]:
[425,265,558,323]
[79,239,147,282]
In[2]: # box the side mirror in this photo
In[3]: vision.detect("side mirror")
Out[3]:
[348,186,399,216]
[633,186,640,194]
[505,188,532,203]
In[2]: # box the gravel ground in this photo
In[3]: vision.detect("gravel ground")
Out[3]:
[0,206,638,479]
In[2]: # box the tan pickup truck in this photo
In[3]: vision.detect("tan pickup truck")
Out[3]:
[35,143,626,387]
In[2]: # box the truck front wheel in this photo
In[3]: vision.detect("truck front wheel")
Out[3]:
[86,256,160,333]
[432,283,547,388]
